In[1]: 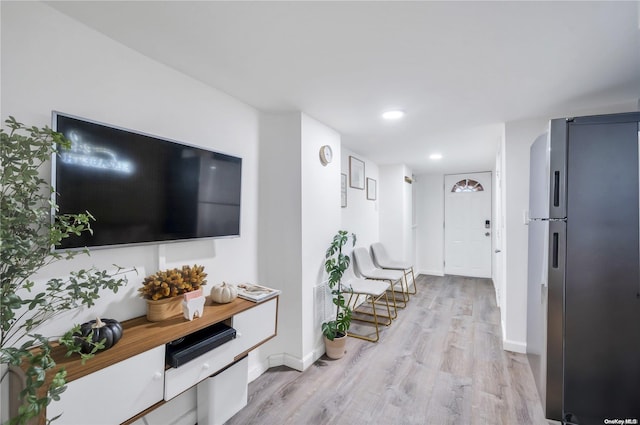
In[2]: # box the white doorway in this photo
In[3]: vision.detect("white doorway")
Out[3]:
[444,172,492,278]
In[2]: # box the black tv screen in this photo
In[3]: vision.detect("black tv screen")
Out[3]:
[52,112,242,250]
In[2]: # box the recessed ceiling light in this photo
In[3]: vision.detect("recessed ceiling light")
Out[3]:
[429,153,443,160]
[382,110,405,120]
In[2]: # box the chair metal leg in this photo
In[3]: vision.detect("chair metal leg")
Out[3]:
[406,267,417,295]
[353,292,393,326]
[347,293,380,342]
[368,278,405,314]
[377,266,412,301]
[398,274,411,303]
[373,292,393,325]
[347,288,396,342]
[388,278,408,309]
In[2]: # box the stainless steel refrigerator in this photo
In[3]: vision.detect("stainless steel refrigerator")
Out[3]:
[526,111,640,425]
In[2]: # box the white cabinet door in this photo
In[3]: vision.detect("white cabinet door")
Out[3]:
[232,297,277,355]
[197,356,249,425]
[47,345,165,425]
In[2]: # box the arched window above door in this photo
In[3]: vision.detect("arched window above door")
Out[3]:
[451,179,484,193]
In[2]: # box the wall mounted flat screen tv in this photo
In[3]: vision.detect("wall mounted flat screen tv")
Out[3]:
[52,112,242,250]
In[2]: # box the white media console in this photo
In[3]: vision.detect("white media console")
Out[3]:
[10,297,278,425]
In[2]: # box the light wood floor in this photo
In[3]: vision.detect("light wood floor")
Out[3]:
[226,275,548,425]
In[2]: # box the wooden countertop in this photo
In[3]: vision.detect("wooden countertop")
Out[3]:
[50,296,265,382]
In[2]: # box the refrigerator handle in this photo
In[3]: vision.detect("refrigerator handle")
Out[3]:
[553,171,560,207]
[552,232,559,268]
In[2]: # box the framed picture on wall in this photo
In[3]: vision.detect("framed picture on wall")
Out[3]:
[341,173,348,208]
[349,156,365,189]
[366,178,377,200]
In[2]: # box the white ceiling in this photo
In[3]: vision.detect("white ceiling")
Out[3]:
[48,1,640,174]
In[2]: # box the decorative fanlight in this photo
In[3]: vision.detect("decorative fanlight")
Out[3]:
[451,179,484,193]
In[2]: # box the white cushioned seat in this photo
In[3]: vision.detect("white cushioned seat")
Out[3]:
[371,242,418,295]
[340,266,393,342]
[352,247,408,311]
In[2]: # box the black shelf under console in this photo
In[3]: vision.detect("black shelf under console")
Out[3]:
[165,322,236,368]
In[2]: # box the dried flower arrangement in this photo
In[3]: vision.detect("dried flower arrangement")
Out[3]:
[139,264,207,301]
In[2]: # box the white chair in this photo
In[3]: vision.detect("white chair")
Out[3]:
[352,247,407,315]
[341,266,393,343]
[371,242,417,295]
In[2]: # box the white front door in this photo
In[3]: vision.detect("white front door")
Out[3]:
[444,172,492,278]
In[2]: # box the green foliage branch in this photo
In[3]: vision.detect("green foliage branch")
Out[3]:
[321,230,356,341]
[0,117,129,424]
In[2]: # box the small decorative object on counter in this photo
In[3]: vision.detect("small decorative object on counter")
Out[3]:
[146,296,182,322]
[236,283,280,303]
[139,264,207,300]
[210,281,238,304]
[182,288,206,321]
[140,264,208,321]
[75,318,123,354]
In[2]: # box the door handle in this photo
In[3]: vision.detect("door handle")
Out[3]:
[495,249,501,253]
[552,232,559,268]
[553,170,560,207]
[485,232,490,237]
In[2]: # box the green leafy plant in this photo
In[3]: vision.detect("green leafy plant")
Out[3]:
[321,230,356,341]
[1,116,129,425]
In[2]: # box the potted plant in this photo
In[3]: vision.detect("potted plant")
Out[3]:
[322,230,356,359]
[139,264,207,321]
[0,117,129,425]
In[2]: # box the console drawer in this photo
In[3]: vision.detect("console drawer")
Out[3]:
[164,338,236,400]
[47,345,165,425]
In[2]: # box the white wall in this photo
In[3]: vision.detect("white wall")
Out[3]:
[340,148,379,250]
[300,114,342,361]
[258,112,342,371]
[257,112,303,367]
[502,118,549,353]
[2,2,259,423]
[401,165,414,262]
[414,174,445,276]
[379,164,413,262]
[494,136,507,319]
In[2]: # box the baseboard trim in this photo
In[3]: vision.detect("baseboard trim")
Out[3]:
[418,269,444,277]
[501,318,527,353]
[503,338,527,354]
[266,353,285,368]
[248,361,270,383]
[501,319,507,343]
[265,345,325,374]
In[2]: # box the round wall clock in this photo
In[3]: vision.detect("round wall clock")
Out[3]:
[319,145,333,166]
